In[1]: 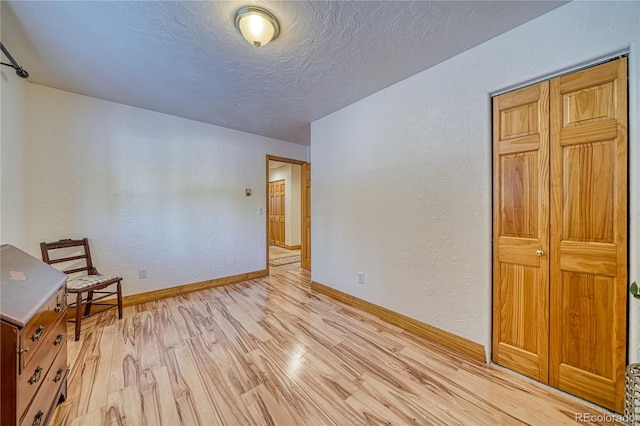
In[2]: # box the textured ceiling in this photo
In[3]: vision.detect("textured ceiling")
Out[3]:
[1,1,566,145]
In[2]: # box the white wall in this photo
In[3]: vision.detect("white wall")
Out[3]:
[311,1,640,361]
[0,69,29,248]
[269,163,302,247]
[26,84,307,296]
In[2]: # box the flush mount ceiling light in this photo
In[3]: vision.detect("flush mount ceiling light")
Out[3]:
[234,6,280,47]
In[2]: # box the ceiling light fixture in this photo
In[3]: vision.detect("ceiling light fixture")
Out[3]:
[234,6,280,47]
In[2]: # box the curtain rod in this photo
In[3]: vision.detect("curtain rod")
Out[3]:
[0,42,29,79]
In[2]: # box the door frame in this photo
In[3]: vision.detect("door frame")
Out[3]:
[266,155,307,274]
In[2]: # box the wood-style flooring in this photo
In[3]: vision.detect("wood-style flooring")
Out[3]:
[51,269,620,425]
[269,246,301,275]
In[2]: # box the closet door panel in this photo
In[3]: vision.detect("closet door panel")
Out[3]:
[550,58,627,413]
[492,82,550,382]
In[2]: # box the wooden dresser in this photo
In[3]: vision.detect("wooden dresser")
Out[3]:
[1,245,69,426]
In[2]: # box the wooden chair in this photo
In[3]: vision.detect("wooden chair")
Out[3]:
[40,238,123,341]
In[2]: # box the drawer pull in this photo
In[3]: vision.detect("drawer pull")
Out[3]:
[54,333,64,345]
[54,301,64,312]
[32,410,44,426]
[19,347,30,354]
[32,325,45,342]
[54,368,64,383]
[29,366,43,384]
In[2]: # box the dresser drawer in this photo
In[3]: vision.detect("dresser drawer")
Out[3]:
[19,346,67,426]
[20,287,66,372]
[17,315,66,418]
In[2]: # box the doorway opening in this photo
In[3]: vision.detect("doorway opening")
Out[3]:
[266,156,306,275]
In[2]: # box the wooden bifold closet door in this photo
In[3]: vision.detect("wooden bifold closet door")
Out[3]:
[492,80,550,383]
[493,58,627,413]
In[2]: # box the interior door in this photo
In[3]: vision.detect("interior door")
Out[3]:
[268,180,286,248]
[492,82,550,382]
[301,163,311,270]
[268,181,276,245]
[549,58,627,413]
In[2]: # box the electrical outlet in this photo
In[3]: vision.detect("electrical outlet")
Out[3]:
[358,272,364,285]
[139,268,147,279]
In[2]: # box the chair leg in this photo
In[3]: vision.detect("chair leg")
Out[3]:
[116,281,123,319]
[84,290,94,316]
[75,292,82,341]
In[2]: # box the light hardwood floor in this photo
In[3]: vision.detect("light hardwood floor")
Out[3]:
[51,269,621,425]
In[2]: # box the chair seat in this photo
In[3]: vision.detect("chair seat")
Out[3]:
[67,274,120,291]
